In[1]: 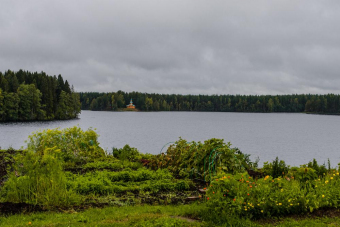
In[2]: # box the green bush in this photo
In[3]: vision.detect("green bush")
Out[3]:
[0,148,25,184]
[289,167,318,189]
[26,126,106,164]
[0,147,80,207]
[262,157,289,178]
[149,138,255,182]
[204,170,340,220]
[307,158,328,177]
[112,145,143,162]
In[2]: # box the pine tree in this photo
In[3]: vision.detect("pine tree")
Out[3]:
[3,92,19,121]
[0,89,4,120]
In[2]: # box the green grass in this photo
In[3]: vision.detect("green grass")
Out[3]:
[259,217,340,226]
[2,204,340,226]
[0,204,205,227]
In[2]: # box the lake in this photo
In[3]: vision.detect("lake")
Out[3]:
[1,111,340,167]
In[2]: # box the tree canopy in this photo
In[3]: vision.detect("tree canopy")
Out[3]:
[0,70,81,121]
[79,91,340,114]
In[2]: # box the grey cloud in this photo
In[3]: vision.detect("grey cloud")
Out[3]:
[1,0,340,95]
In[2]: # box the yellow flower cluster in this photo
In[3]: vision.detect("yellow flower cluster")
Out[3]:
[244,203,255,211]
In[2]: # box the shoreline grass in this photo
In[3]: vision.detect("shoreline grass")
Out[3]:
[2,204,340,226]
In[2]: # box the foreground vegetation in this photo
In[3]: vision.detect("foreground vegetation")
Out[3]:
[1,126,340,226]
[3,204,340,226]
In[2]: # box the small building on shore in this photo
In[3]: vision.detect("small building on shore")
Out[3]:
[126,99,136,109]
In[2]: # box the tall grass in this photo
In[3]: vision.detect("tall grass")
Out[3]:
[0,147,80,207]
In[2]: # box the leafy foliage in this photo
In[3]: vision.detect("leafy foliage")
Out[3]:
[204,170,340,220]
[0,147,79,207]
[307,158,328,176]
[262,157,289,179]
[82,160,143,171]
[0,148,24,185]
[149,138,255,182]
[4,126,340,225]
[112,145,146,162]
[0,127,196,209]
[26,126,106,164]
[0,69,80,121]
[66,169,192,195]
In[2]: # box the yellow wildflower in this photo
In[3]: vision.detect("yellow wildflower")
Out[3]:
[322,195,325,198]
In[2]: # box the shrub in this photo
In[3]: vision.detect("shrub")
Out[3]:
[307,159,328,177]
[149,138,254,182]
[262,157,289,178]
[26,126,106,164]
[0,148,25,185]
[289,167,318,187]
[112,145,143,162]
[0,147,80,207]
[204,170,340,220]
[66,169,192,195]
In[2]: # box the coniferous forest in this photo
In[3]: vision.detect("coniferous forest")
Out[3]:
[0,70,81,121]
[80,91,340,114]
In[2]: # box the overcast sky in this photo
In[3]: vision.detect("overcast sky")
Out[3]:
[1,1,340,95]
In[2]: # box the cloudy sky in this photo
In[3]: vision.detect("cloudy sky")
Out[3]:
[1,1,340,95]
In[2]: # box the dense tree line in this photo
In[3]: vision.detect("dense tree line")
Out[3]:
[79,91,340,114]
[0,70,81,121]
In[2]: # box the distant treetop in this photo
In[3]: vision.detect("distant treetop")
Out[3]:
[79,90,340,114]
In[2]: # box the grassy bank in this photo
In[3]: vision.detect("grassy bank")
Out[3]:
[0,205,204,227]
[2,204,340,226]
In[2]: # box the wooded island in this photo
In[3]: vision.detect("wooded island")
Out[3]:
[0,70,81,121]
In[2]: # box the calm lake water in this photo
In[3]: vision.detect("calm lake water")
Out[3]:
[1,111,340,167]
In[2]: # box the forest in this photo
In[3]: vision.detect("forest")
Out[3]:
[0,70,81,121]
[80,90,340,114]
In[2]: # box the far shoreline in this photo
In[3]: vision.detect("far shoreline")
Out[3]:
[81,109,340,116]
